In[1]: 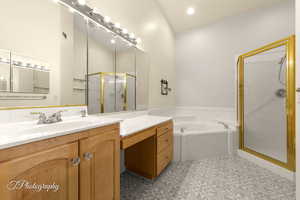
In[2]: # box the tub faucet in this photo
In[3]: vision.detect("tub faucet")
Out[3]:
[217,121,229,129]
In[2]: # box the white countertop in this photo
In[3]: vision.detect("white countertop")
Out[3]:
[119,115,172,137]
[0,114,172,150]
[0,116,121,150]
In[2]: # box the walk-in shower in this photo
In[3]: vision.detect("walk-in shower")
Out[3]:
[237,36,296,171]
[88,72,136,114]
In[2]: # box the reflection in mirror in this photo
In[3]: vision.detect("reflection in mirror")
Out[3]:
[243,45,287,163]
[0,0,87,108]
[87,21,116,114]
[0,0,148,111]
[116,39,136,112]
[0,50,10,92]
[136,50,149,110]
[60,12,88,105]
[11,53,50,94]
[86,20,149,114]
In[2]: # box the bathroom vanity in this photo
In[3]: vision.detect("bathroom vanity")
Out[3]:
[0,115,173,200]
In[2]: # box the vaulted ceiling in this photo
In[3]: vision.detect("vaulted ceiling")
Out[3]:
[155,0,289,33]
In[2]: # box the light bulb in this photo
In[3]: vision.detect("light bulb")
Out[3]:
[77,0,86,6]
[136,38,142,44]
[122,28,128,34]
[110,39,116,44]
[129,33,135,39]
[69,7,75,13]
[103,16,111,23]
[114,23,120,29]
[93,7,101,14]
[186,7,195,15]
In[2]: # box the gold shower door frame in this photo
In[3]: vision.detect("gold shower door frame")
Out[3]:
[238,35,296,171]
[88,72,136,113]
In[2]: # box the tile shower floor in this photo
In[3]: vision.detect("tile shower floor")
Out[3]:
[121,156,295,200]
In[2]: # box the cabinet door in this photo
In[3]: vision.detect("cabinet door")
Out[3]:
[0,142,79,200]
[80,131,120,200]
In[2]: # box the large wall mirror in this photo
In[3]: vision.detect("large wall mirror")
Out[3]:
[0,0,149,113]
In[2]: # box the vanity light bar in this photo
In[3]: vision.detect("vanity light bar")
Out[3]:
[57,0,140,46]
[0,57,50,72]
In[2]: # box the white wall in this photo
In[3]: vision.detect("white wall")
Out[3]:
[296,0,300,198]
[176,0,295,108]
[87,0,176,107]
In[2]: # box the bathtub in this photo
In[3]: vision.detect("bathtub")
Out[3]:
[173,121,233,161]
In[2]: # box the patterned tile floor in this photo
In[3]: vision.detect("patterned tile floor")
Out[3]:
[121,156,295,200]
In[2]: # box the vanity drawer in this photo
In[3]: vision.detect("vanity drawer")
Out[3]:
[157,131,173,153]
[157,146,172,175]
[121,127,156,149]
[157,121,173,137]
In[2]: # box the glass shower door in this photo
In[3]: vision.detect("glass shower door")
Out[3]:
[115,74,126,112]
[103,73,116,113]
[238,36,295,171]
[126,74,136,111]
[243,45,287,163]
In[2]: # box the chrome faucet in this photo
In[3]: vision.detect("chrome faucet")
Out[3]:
[32,111,64,124]
[80,110,87,117]
[47,111,63,123]
[37,113,47,124]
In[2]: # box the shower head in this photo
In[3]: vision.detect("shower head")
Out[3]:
[278,54,287,86]
[278,55,286,65]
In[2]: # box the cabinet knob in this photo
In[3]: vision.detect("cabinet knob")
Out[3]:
[83,152,93,160]
[71,157,81,166]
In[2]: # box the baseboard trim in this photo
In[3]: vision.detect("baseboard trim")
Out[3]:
[237,149,295,182]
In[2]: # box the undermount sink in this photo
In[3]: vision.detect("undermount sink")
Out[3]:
[4,116,114,137]
[26,120,94,134]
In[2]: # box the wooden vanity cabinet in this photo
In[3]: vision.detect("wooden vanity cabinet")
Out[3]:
[0,123,120,200]
[156,121,173,176]
[0,142,79,200]
[124,120,173,179]
[80,128,120,200]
